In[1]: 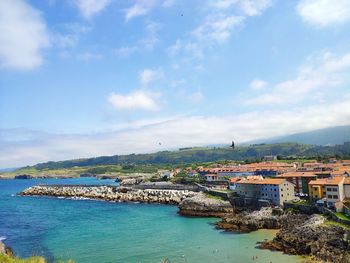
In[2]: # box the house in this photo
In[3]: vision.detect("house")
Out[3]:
[263,155,277,161]
[229,177,242,190]
[204,174,219,182]
[159,170,174,179]
[235,178,295,206]
[308,176,345,211]
[277,172,317,194]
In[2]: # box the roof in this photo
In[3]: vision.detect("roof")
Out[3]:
[236,178,286,185]
[230,177,242,183]
[308,176,344,186]
[277,172,317,178]
[344,178,350,185]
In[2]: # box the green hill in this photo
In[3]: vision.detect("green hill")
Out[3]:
[21,142,350,171]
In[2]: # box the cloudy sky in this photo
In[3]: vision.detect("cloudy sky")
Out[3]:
[1,0,350,168]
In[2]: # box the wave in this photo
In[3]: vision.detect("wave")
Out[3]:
[0,236,6,241]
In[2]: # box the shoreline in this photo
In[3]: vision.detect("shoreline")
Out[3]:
[19,184,350,262]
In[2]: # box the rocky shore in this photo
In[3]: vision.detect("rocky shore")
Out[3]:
[20,185,197,204]
[257,214,350,263]
[178,192,233,217]
[216,207,283,232]
[20,185,234,217]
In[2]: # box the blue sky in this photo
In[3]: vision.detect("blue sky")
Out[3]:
[1,0,350,168]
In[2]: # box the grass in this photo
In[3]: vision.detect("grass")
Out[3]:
[335,212,350,221]
[290,200,312,206]
[0,254,46,263]
[205,193,224,200]
[0,254,74,263]
[324,220,350,230]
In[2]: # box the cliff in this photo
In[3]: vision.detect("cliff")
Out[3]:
[258,214,350,263]
[178,193,234,217]
[216,207,283,232]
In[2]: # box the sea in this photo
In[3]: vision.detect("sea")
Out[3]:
[0,177,302,263]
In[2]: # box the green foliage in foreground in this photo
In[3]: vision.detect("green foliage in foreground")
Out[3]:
[335,212,350,221]
[0,254,74,263]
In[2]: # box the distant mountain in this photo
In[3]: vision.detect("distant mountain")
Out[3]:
[256,125,350,146]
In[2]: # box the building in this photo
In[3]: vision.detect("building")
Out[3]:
[308,176,345,211]
[204,174,219,182]
[229,177,242,190]
[235,178,295,206]
[277,172,317,194]
[263,155,278,161]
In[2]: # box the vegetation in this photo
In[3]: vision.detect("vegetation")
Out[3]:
[0,254,74,263]
[335,212,350,221]
[1,142,350,177]
[205,193,224,200]
[324,220,350,230]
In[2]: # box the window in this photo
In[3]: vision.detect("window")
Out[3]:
[274,194,277,197]
[281,188,283,191]
[281,194,283,197]
[315,195,318,198]
[327,195,332,198]
[333,188,338,192]
[326,187,332,191]
[333,195,338,199]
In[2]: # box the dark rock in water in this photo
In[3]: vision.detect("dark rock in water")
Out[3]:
[80,173,95,178]
[14,174,32,179]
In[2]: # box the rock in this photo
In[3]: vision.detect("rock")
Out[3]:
[20,185,197,205]
[120,178,143,186]
[178,193,233,217]
[216,207,281,232]
[14,174,32,179]
[258,214,350,263]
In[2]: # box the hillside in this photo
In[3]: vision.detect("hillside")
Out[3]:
[15,142,350,172]
[257,125,350,145]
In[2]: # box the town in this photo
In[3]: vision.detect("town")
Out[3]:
[159,156,350,218]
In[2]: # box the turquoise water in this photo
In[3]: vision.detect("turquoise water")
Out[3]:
[0,178,301,263]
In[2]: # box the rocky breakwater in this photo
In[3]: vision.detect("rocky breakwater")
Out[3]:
[20,185,197,205]
[216,207,283,233]
[178,193,234,217]
[258,214,350,263]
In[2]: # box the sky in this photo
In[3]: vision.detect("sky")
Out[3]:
[1,0,350,168]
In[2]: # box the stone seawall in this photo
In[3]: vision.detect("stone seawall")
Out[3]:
[20,185,197,205]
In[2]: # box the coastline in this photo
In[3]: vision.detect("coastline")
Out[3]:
[18,184,350,262]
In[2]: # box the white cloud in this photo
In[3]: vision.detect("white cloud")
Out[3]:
[77,52,103,61]
[192,15,245,44]
[139,68,163,86]
[213,0,273,16]
[2,97,350,168]
[297,0,350,27]
[115,21,160,57]
[246,51,350,105]
[250,79,268,90]
[239,0,273,16]
[108,90,159,111]
[188,91,204,103]
[163,0,175,8]
[73,0,111,18]
[0,0,50,70]
[125,0,157,21]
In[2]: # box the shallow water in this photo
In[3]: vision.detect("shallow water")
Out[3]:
[0,178,301,263]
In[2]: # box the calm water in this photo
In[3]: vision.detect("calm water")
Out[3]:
[0,178,302,263]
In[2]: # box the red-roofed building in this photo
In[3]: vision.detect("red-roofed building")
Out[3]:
[235,178,295,206]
